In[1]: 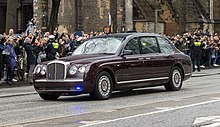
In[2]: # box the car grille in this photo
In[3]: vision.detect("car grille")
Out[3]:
[47,62,66,80]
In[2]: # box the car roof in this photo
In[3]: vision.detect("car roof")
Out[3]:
[90,33,162,39]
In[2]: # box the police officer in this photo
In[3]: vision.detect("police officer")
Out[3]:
[190,36,205,72]
[51,35,60,59]
[45,35,57,60]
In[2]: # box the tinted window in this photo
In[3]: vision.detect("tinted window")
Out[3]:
[140,37,159,54]
[157,37,175,53]
[124,38,140,54]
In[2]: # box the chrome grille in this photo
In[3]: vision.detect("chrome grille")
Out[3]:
[47,62,65,80]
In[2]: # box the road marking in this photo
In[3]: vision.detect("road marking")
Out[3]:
[80,99,220,127]
[156,107,173,110]
[80,121,102,125]
[193,115,220,127]
[202,123,220,127]
[193,116,220,124]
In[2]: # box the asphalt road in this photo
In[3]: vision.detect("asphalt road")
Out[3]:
[1,69,220,127]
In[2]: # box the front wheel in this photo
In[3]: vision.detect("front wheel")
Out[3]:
[39,93,60,100]
[90,71,113,100]
[164,66,183,91]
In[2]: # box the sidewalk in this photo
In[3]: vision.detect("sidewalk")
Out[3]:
[0,85,36,98]
[0,81,37,98]
[192,67,220,77]
[0,80,30,88]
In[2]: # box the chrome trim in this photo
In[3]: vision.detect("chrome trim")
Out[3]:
[47,60,70,80]
[35,79,84,83]
[185,73,192,76]
[117,77,169,84]
[48,60,70,65]
[37,90,82,92]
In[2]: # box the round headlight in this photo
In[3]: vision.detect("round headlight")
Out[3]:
[34,65,42,74]
[40,65,47,75]
[69,66,78,75]
[79,66,86,73]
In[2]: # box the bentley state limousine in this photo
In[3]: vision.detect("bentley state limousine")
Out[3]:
[33,33,192,100]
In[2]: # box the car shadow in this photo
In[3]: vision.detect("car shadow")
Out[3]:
[58,87,167,102]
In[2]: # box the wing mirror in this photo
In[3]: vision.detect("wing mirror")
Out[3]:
[121,50,133,57]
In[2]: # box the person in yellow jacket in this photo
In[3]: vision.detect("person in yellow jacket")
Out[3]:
[190,36,205,72]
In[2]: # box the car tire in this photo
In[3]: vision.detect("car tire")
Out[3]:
[164,66,183,91]
[39,93,60,100]
[90,71,113,100]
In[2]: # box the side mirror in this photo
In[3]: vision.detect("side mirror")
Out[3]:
[121,50,133,57]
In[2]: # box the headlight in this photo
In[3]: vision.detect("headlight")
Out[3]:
[40,65,47,75]
[34,65,42,74]
[69,66,78,75]
[79,66,90,73]
[79,66,86,73]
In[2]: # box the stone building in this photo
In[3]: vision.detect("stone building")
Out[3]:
[34,0,125,34]
[31,0,220,35]
[0,0,33,33]
[1,0,220,36]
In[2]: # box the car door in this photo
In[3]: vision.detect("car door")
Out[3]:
[139,36,175,80]
[117,37,146,84]
[154,37,176,78]
[139,36,161,79]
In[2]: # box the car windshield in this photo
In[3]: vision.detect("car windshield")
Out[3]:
[73,37,123,55]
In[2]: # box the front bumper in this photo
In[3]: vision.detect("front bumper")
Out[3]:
[34,79,90,95]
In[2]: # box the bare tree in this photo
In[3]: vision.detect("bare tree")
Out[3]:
[48,0,61,33]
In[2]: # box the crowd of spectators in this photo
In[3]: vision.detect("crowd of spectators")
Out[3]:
[168,32,220,70]
[0,24,104,85]
[1,22,220,85]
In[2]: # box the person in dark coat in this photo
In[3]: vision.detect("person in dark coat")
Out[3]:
[0,34,4,81]
[45,36,56,60]
[190,36,205,72]
[24,37,40,83]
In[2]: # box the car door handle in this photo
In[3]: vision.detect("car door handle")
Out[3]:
[139,58,152,60]
[145,58,152,60]
[139,58,146,60]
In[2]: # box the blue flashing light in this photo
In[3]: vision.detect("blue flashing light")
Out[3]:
[76,87,81,90]
[74,86,83,91]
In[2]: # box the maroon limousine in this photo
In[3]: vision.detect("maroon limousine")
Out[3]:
[33,33,192,100]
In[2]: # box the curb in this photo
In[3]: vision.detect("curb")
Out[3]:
[192,73,220,77]
[0,81,31,89]
[0,92,37,98]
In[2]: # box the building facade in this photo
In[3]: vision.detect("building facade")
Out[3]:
[1,0,220,35]
[0,0,33,33]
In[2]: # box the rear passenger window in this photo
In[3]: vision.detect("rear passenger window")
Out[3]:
[157,37,175,53]
[140,37,159,54]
